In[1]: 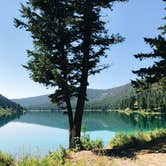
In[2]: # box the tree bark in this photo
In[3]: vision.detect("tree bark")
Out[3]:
[74,69,88,138]
[65,95,75,149]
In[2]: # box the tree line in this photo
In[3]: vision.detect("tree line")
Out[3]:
[117,89,166,112]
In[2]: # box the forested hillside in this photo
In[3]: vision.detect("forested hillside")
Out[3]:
[13,84,134,110]
[85,84,135,110]
[117,89,166,112]
[0,95,23,117]
[12,95,59,110]
[13,83,166,112]
[86,87,166,112]
[0,95,22,110]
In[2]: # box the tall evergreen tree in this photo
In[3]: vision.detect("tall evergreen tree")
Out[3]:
[132,0,166,91]
[15,0,127,149]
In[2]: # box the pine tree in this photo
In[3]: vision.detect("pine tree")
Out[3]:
[14,0,127,149]
[132,0,166,91]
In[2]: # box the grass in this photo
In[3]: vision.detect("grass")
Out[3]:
[0,129,165,165]
[16,147,70,166]
[0,138,104,166]
[109,128,166,149]
[0,152,14,166]
[0,148,111,166]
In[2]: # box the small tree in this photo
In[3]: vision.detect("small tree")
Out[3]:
[132,0,166,91]
[15,0,126,149]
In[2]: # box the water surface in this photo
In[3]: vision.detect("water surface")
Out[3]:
[0,111,165,156]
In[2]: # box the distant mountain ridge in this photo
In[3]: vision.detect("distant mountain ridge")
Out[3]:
[13,83,134,110]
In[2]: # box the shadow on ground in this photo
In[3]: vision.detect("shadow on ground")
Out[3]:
[94,139,166,158]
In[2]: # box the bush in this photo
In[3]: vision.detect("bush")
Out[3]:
[77,126,103,150]
[0,152,14,166]
[16,146,70,166]
[16,157,41,166]
[109,128,166,149]
[43,146,68,165]
[81,134,103,150]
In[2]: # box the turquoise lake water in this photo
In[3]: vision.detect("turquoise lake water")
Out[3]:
[0,111,165,156]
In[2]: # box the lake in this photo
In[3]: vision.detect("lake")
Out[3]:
[0,111,166,156]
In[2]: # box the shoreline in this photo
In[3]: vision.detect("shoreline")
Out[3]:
[108,109,166,115]
[27,108,166,114]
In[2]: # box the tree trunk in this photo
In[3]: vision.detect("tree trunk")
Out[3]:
[74,71,88,137]
[64,95,75,149]
[69,125,76,149]
[69,124,83,149]
[72,3,91,148]
[65,71,88,149]
[69,1,91,149]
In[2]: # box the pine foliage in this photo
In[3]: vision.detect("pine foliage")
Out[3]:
[132,0,166,91]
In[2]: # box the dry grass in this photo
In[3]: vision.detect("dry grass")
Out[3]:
[69,151,114,166]
[68,149,166,166]
[109,129,166,149]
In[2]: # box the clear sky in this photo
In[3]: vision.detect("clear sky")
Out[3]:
[0,0,165,99]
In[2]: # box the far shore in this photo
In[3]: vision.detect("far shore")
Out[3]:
[26,109,166,115]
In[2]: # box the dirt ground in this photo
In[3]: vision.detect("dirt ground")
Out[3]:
[112,152,166,166]
[70,144,166,166]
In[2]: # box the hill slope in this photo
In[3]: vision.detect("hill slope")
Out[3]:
[0,94,22,110]
[13,83,134,110]
[0,94,23,119]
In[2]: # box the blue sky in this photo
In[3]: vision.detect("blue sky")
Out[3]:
[0,0,165,99]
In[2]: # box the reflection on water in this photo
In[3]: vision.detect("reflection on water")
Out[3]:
[14,111,166,132]
[0,111,165,155]
[84,111,166,132]
[0,113,21,128]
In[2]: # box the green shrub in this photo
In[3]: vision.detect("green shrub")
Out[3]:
[109,128,166,149]
[81,134,103,150]
[41,146,72,166]
[16,146,71,166]
[91,139,103,149]
[80,126,103,150]
[16,156,41,166]
[0,152,14,166]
